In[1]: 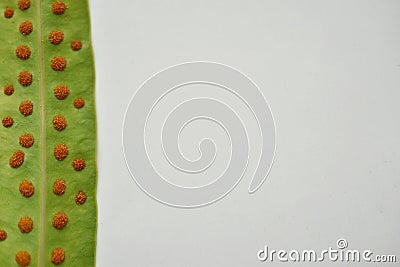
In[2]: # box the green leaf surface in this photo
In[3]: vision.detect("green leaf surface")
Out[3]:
[0,0,97,266]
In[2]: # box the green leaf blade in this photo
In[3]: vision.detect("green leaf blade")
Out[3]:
[0,0,97,266]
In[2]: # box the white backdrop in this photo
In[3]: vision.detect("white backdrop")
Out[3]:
[91,0,400,266]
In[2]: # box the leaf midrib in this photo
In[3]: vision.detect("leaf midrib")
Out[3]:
[37,1,46,266]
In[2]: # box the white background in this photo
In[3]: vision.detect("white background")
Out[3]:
[91,0,400,266]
